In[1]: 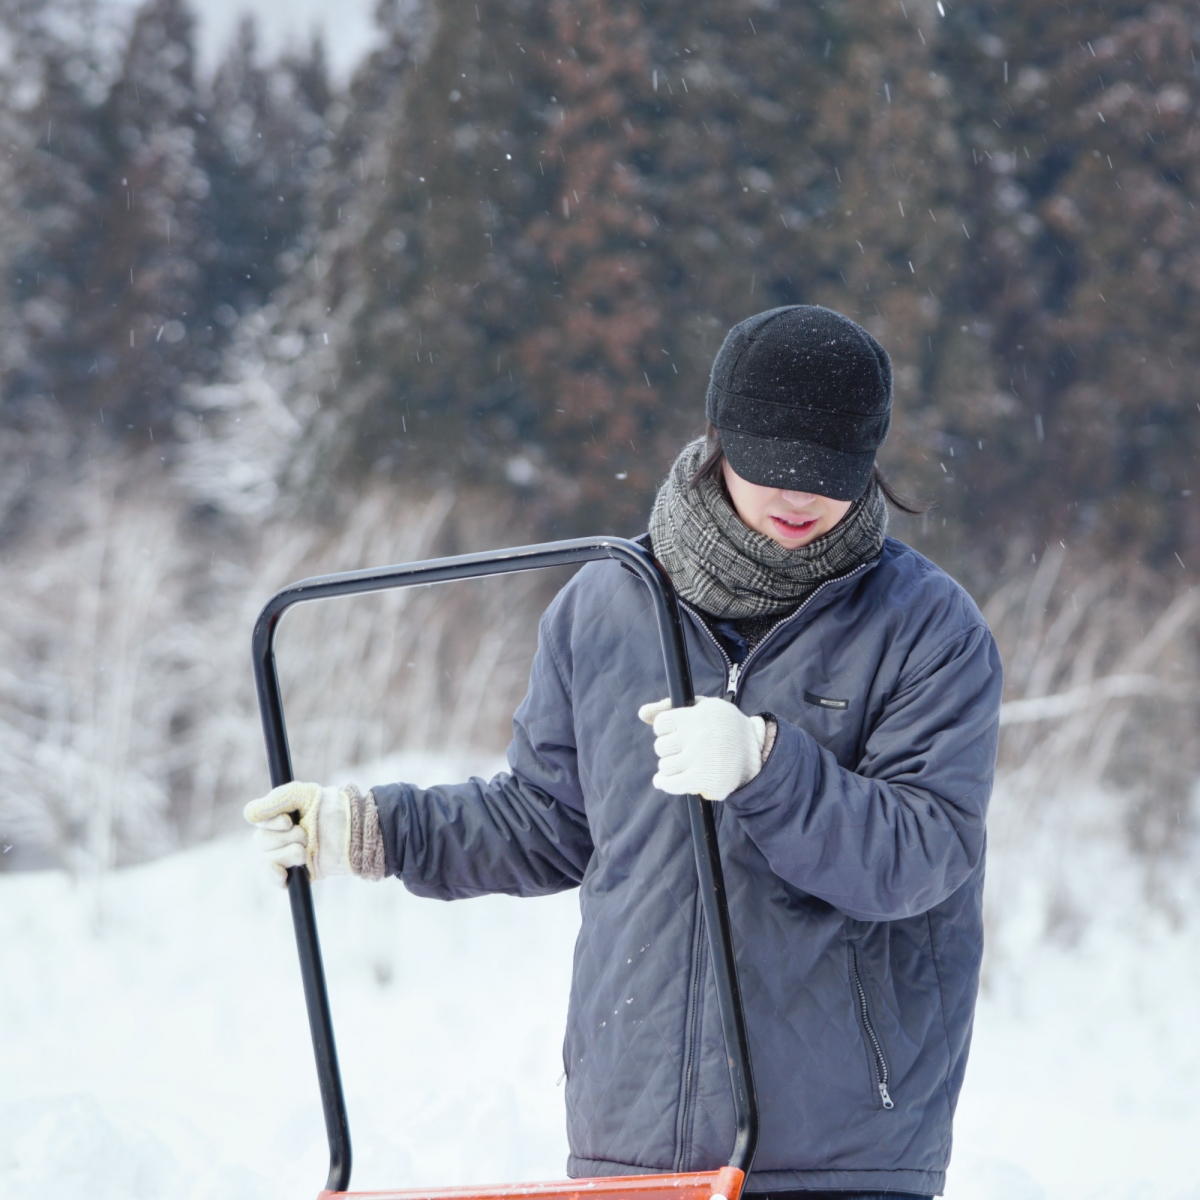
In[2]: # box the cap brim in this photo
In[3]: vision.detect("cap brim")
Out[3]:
[720,429,875,501]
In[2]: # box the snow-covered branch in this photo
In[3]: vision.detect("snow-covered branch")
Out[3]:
[998,673,1193,725]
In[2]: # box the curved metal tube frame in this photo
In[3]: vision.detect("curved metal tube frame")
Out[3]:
[251,536,759,1195]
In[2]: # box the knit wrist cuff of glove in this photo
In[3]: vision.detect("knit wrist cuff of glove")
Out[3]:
[761,716,778,764]
[348,785,386,881]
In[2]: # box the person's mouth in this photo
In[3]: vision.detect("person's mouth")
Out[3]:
[770,514,818,538]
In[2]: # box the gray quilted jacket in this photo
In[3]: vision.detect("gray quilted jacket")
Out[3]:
[373,536,1002,1196]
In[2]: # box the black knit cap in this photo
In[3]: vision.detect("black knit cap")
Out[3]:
[706,305,893,501]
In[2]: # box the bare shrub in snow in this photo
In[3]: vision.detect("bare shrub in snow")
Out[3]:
[0,424,545,873]
[0,451,195,871]
[986,547,1200,936]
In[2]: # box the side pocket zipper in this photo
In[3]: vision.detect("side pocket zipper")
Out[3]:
[849,943,895,1110]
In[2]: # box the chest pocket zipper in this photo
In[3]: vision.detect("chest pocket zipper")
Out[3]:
[849,943,895,1110]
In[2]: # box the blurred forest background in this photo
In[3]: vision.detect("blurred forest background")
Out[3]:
[1,0,1198,931]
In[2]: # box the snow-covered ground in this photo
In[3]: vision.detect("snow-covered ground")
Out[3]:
[2,754,1198,1200]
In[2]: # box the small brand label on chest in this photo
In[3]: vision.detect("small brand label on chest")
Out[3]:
[804,691,849,711]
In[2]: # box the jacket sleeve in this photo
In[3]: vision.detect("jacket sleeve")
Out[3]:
[372,605,594,899]
[723,622,1002,921]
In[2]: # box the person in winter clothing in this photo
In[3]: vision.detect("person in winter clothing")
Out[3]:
[247,306,1002,1200]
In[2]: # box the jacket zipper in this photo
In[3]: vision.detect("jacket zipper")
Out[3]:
[671,559,881,1144]
[683,558,876,704]
[725,661,741,698]
[849,944,895,1110]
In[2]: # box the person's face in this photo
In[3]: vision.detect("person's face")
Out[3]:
[722,458,854,549]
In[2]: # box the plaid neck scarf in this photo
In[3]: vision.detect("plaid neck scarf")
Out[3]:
[648,438,887,620]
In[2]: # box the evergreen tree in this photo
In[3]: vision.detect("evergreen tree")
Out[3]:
[513,0,671,514]
[204,8,421,512]
[202,18,331,323]
[2,0,334,444]
[630,0,970,519]
[0,0,113,415]
[82,0,211,432]
[327,0,583,511]
[936,0,1200,566]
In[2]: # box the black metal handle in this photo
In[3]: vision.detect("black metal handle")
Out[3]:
[251,535,759,1194]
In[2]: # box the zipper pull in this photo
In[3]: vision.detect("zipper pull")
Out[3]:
[878,1082,895,1110]
[725,661,741,699]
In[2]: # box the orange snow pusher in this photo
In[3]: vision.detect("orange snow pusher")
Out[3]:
[253,537,758,1200]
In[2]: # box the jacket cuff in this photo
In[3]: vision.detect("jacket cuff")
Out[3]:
[725,715,813,812]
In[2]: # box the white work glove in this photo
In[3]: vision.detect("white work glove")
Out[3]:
[638,696,768,801]
[243,781,351,886]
